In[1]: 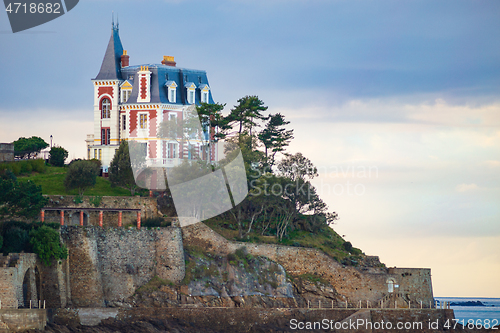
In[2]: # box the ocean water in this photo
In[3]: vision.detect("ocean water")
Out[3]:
[435,297,500,325]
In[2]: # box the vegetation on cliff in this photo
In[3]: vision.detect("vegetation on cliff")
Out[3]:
[0,220,67,265]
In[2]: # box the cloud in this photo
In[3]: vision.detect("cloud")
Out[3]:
[456,183,479,193]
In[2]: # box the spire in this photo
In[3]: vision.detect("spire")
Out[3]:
[95,17,124,80]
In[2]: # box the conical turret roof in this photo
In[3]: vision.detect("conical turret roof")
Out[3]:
[94,23,124,80]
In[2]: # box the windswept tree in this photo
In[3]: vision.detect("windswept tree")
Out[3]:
[13,136,48,159]
[277,152,318,182]
[225,96,268,145]
[258,113,294,166]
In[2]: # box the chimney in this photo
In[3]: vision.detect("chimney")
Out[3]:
[121,50,130,68]
[161,55,176,67]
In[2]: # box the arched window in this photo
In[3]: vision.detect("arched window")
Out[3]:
[101,98,111,119]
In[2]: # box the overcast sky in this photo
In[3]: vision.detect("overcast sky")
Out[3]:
[1,0,499,297]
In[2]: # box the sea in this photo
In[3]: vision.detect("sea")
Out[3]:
[435,297,500,325]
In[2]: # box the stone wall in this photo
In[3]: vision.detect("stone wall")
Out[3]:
[181,223,434,308]
[60,226,184,307]
[51,307,457,333]
[43,196,159,227]
[0,309,46,332]
[0,143,14,162]
[0,254,39,309]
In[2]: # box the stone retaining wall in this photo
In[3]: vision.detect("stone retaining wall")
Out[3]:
[51,307,456,333]
[182,223,434,307]
[60,226,185,307]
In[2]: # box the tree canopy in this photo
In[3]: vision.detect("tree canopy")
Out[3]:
[109,140,140,195]
[13,136,48,159]
[64,160,100,196]
[0,171,48,219]
[49,146,68,167]
[164,96,338,241]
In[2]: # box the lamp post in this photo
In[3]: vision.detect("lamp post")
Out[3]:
[50,135,53,148]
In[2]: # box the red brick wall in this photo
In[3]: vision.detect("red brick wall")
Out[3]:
[98,87,113,98]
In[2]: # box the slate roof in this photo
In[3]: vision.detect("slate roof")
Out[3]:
[122,65,214,106]
[95,26,214,105]
[94,24,124,80]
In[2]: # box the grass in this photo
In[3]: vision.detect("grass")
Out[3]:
[135,275,174,293]
[18,166,132,196]
[205,217,364,264]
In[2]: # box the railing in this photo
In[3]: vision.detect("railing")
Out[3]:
[147,158,181,168]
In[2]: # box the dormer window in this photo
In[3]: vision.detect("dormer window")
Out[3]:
[165,80,177,103]
[121,90,131,103]
[101,98,111,118]
[185,82,196,104]
[120,80,133,103]
[199,84,210,103]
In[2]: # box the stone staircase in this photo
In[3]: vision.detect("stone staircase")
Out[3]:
[377,292,410,308]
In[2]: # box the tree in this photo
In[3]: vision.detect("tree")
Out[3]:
[225,96,268,145]
[64,160,99,196]
[49,146,68,167]
[109,140,141,195]
[277,152,318,182]
[29,226,68,266]
[196,102,228,160]
[258,113,294,166]
[13,136,48,159]
[0,171,48,219]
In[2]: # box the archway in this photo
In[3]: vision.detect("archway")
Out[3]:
[35,267,41,302]
[22,268,32,308]
[386,278,396,293]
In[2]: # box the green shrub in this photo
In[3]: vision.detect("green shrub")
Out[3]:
[10,163,21,176]
[89,196,102,207]
[20,161,32,174]
[343,241,353,252]
[142,217,171,228]
[30,159,46,173]
[2,226,30,254]
[29,226,68,266]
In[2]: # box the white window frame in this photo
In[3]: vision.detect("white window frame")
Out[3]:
[168,87,176,103]
[139,113,148,130]
[187,89,195,104]
[121,89,131,103]
[201,90,209,103]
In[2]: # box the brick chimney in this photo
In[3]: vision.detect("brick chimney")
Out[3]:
[161,56,176,67]
[121,50,130,68]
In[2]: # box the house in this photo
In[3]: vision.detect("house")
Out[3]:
[87,22,217,176]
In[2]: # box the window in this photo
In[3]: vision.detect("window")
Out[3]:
[98,149,102,160]
[168,143,177,158]
[87,148,90,160]
[201,91,209,103]
[101,98,111,118]
[140,114,148,129]
[121,90,131,103]
[94,149,97,158]
[169,88,176,103]
[188,90,195,104]
[101,128,110,145]
[122,115,126,130]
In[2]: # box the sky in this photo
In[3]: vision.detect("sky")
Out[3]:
[0,0,499,297]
